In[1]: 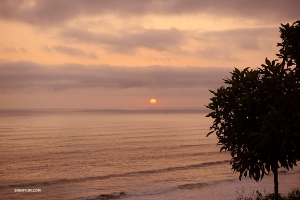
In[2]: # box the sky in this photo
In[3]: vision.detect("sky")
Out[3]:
[0,0,299,109]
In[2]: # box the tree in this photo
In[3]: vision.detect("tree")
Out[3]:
[277,20,300,68]
[206,20,300,200]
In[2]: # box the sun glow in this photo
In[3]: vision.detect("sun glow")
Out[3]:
[150,99,157,104]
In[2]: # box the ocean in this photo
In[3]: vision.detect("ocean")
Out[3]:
[0,108,299,200]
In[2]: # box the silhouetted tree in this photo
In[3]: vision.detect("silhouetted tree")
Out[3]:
[206,20,300,200]
[277,20,300,68]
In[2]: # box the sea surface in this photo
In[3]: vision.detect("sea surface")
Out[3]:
[0,108,299,200]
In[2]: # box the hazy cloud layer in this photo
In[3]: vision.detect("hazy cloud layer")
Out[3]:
[197,27,277,50]
[0,0,299,26]
[195,27,278,60]
[60,28,185,53]
[0,61,230,91]
[58,26,279,57]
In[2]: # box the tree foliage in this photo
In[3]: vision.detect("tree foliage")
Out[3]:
[277,20,300,67]
[206,20,300,194]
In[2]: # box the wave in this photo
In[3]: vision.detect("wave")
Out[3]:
[81,143,214,155]
[143,151,223,160]
[76,192,126,200]
[77,178,237,200]
[178,178,237,190]
[0,160,230,189]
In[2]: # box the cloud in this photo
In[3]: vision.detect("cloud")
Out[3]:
[52,45,98,59]
[0,46,28,53]
[57,26,279,59]
[0,46,17,53]
[40,45,98,59]
[0,61,230,91]
[60,27,185,54]
[0,0,298,26]
[20,47,27,53]
[41,45,52,53]
[194,27,278,60]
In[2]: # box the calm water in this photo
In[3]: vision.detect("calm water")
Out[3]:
[0,109,299,200]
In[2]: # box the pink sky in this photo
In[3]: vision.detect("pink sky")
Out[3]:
[0,0,299,109]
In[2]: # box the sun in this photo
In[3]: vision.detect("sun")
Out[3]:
[150,98,157,104]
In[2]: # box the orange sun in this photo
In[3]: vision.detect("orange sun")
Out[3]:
[150,99,157,104]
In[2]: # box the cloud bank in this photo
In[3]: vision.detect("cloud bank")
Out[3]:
[0,61,230,91]
[60,27,184,53]
[0,0,299,26]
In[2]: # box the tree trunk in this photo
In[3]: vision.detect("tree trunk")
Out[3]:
[273,167,279,200]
